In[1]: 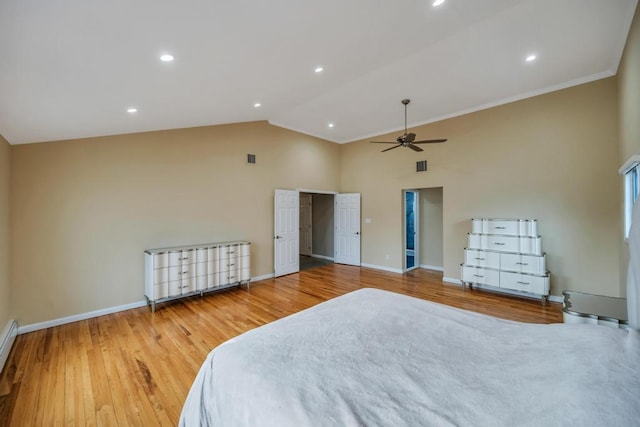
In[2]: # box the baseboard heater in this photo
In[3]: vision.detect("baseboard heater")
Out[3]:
[0,319,18,374]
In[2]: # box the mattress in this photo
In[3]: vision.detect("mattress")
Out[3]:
[180,288,640,426]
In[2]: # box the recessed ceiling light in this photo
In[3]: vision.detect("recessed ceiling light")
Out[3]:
[254,103,261,108]
[432,0,446,6]
[160,54,174,62]
[314,66,324,73]
[127,108,138,113]
[526,54,537,62]
[328,123,335,128]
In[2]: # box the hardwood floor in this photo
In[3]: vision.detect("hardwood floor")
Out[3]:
[0,265,562,425]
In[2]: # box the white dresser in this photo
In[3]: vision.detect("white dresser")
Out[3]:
[461,218,550,304]
[144,241,251,312]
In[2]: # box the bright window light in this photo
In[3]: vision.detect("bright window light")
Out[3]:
[160,54,174,62]
[127,108,138,113]
[433,0,446,6]
[526,54,537,62]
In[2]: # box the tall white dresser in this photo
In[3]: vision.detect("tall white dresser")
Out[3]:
[144,241,251,312]
[461,218,550,305]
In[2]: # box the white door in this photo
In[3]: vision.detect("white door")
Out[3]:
[334,193,361,266]
[299,194,312,256]
[274,189,300,277]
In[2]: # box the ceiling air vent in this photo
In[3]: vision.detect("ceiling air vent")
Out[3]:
[416,160,427,172]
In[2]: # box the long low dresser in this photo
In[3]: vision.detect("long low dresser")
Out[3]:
[144,241,251,312]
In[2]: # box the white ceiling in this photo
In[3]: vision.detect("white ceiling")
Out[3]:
[0,0,637,145]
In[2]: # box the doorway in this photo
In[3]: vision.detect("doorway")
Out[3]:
[404,190,419,271]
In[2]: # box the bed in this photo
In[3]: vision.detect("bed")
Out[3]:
[180,205,640,426]
[179,287,640,426]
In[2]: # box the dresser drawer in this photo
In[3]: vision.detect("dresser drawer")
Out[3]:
[195,248,208,263]
[467,234,542,255]
[195,261,207,277]
[169,265,193,281]
[153,267,168,285]
[462,266,500,286]
[500,253,546,275]
[154,283,169,299]
[464,249,500,269]
[499,271,548,295]
[153,253,169,269]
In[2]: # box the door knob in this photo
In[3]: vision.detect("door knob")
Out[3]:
[275,235,281,239]
[355,232,360,235]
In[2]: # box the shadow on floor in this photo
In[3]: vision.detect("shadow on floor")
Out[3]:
[300,255,334,271]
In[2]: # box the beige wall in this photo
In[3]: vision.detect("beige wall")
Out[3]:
[419,187,443,269]
[11,121,340,325]
[619,8,640,162]
[341,77,621,297]
[0,135,11,329]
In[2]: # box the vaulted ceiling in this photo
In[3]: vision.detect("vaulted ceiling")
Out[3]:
[0,0,637,145]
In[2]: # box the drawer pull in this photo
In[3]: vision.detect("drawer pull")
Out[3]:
[517,281,530,285]
[228,251,235,254]
[494,243,506,246]
[516,262,529,266]
[228,263,235,267]
[474,257,485,260]
[178,271,182,275]
[183,271,188,274]
[495,226,506,229]
[473,274,484,278]
[181,257,189,260]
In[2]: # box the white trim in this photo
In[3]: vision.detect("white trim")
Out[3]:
[311,254,334,261]
[361,263,403,274]
[420,264,444,272]
[619,155,640,175]
[252,273,275,282]
[0,319,18,373]
[18,300,148,334]
[442,276,463,286]
[296,188,338,195]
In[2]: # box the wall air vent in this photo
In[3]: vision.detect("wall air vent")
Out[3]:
[247,154,256,164]
[416,160,427,172]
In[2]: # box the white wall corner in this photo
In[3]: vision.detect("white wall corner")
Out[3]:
[0,319,18,374]
[252,273,275,282]
[442,276,464,286]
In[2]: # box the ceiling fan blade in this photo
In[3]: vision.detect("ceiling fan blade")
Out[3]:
[370,141,399,144]
[404,133,416,143]
[408,144,423,152]
[381,144,402,152]
[411,138,448,144]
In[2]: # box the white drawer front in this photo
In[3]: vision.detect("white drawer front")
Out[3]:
[485,235,519,252]
[218,272,230,286]
[168,280,182,297]
[499,271,548,295]
[486,220,518,236]
[500,253,545,275]
[181,249,195,265]
[196,248,208,263]
[464,249,499,269]
[182,276,196,293]
[195,261,207,277]
[154,283,169,299]
[153,253,169,269]
[239,243,250,257]
[153,268,168,285]
[196,274,207,291]
[208,247,219,261]
[169,251,183,267]
[462,266,500,286]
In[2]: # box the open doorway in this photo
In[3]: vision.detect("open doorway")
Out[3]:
[299,192,335,271]
[403,187,444,272]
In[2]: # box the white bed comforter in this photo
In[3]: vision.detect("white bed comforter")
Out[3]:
[180,288,640,427]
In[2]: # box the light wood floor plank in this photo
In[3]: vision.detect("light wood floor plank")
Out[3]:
[0,266,562,425]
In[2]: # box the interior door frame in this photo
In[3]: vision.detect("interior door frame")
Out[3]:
[403,189,420,272]
[274,189,340,277]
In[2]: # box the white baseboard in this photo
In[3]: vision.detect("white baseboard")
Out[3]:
[420,264,444,272]
[0,319,18,373]
[311,254,334,261]
[360,263,403,274]
[18,300,148,334]
[18,274,277,334]
[251,273,275,282]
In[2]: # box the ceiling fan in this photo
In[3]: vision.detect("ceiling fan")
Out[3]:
[371,99,447,152]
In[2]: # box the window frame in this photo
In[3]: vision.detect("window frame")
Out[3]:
[620,155,640,239]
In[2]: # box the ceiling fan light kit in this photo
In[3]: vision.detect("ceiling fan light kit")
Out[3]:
[371,99,447,152]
